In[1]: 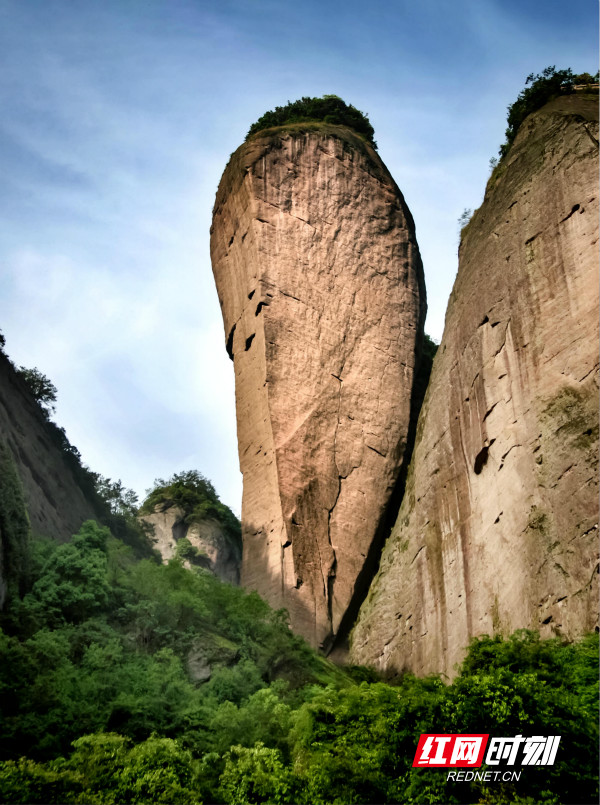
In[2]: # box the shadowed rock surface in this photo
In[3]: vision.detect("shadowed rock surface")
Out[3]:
[211,122,426,649]
[351,94,599,677]
[0,352,102,542]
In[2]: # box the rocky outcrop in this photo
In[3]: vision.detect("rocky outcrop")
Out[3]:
[351,94,599,677]
[0,352,102,542]
[211,123,426,649]
[140,504,241,584]
[186,634,239,683]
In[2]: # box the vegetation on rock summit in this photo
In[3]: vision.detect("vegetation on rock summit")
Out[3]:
[247,94,377,147]
[499,66,598,157]
[139,470,241,547]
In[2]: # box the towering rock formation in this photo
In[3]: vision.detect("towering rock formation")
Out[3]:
[211,122,426,649]
[351,93,599,676]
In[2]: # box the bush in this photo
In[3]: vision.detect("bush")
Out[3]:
[220,743,294,805]
[0,757,83,804]
[20,521,111,627]
[247,95,376,147]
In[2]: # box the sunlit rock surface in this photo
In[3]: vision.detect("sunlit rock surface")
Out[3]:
[211,123,426,649]
[351,94,599,676]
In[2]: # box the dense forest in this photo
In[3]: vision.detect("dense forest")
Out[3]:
[0,463,597,803]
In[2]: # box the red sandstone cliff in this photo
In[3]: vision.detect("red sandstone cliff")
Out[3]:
[351,94,599,676]
[211,123,426,649]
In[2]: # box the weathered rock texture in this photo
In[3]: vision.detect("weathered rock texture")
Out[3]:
[211,123,426,649]
[140,504,241,584]
[0,352,102,542]
[351,94,599,677]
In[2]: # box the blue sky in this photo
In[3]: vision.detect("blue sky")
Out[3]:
[0,0,597,514]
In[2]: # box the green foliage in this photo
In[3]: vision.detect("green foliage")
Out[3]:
[0,443,31,601]
[0,520,336,764]
[499,66,598,157]
[16,366,57,416]
[0,757,83,804]
[2,343,152,559]
[0,515,597,804]
[174,536,207,565]
[0,733,203,804]
[94,477,138,517]
[411,333,439,418]
[220,743,294,804]
[247,95,376,147]
[20,521,111,627]
[140,470,241,548]
[289,678,445,805]
[422,333,438,364]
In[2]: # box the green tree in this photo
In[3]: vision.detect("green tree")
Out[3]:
[0,757,83,804]
[16,367,57,416]
[498,66,595,157]
[95,477,139,517]
[113,735,201,804]
[220,743,294,805]
[21,521,111,626]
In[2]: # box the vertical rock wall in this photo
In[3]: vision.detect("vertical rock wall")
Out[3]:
[351,94,599,676]
[0,352,102,542]
[211,124,426,649]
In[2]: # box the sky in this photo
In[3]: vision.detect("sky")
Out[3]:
[0,0,597,515]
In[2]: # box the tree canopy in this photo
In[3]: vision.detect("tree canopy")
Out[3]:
[16,367,57,416]
[140,470,241,545]
[0,511,597,803]
[500,66,598,157]
[247,95,376,147]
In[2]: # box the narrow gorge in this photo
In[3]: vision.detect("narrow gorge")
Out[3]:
[211,90,598,670]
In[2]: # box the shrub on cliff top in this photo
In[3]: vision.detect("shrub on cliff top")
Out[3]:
[247,94,376,147]
[499,66,598,157]
[140,470,241,545]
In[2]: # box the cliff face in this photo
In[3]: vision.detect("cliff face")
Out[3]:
[0,353,101,542]
[211,124,426,649]
[140,505,241,584]
[351,94,599,676]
